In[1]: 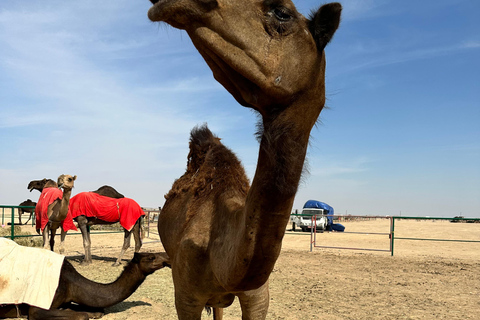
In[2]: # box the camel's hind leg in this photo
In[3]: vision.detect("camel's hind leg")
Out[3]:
[114,229,132,266]
[42,224,50,250]
[59,227,67,255]
[49,227,57,252]
[114,218,143,266]
[18,209,23,225]
[133,218,143,252]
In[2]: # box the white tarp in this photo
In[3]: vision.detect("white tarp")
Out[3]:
[0,237,64,310]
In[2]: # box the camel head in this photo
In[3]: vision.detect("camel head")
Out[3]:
[57,174,77,190]
[132,252,171,275]
[148,0,341,120]
[28,178,48,192]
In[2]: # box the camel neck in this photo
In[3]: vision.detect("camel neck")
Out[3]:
[214,96,323,291]
[74,262,147,308]
[59,189,72,219]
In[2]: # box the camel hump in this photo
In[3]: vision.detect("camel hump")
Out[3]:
[187,124,222,171]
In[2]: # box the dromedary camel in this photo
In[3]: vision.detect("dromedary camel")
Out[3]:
[148,0,341,319]
[17,199,36,225]
[28,178,124,198]
[69,192,145,266]
[35,174,77,254]
[0,248,170,320]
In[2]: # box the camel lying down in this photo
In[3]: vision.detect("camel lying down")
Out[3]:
[0,240,170,320]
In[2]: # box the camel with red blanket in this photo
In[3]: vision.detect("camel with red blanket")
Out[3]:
[69,192,145,266]
[35,175,77,254]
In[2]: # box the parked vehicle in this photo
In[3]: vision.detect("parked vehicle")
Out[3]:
[290,200,344,232]
[291,208,328,232]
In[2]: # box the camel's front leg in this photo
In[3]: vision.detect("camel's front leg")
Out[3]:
[237,282,270,320]
[76,216,92,265]
[29,306,90,320]
[59,227,67,255]
[174,288,206,320]
[114,229,132,266]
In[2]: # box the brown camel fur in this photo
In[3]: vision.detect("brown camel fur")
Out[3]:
[0,252,170,320]
[148,0,341,319]
[41,174,76,254]
[17,199,36,225]
[92,185,124,198]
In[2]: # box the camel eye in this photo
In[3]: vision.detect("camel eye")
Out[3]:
[273,7,292,22]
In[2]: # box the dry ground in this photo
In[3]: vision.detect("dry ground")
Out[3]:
[1,217,479,319]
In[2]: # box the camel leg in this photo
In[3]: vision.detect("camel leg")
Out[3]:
[77,216,92,265]
[132,219,143,252]
[49,227,57,252]
[237,282,270,320]
[42,224,50,250]
[173,290,205,320]
[24,212,33,225]
[213,307,224,320]
[114,229,132,266]
[59,227,67,255]
[29,306,90,320]
[18,209,23,225]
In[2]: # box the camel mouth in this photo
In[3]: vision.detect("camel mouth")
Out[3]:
[148,0,173,22]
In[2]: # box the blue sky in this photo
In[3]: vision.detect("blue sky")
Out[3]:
[1,0,479,218]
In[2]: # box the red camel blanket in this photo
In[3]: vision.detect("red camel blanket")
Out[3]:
[69,192,145,231]
[35,188,78,232]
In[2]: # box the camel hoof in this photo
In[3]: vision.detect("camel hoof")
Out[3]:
[112,261,121,267]
[80,260,92,266]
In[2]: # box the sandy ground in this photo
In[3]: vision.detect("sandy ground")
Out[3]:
[1,217,479,319]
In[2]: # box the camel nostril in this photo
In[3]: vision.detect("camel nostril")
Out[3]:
[150,0,160,4]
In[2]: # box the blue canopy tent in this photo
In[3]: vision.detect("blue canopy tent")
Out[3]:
[303,200,344,232]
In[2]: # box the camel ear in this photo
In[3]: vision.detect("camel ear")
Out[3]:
[308,2,342,52]
[73,175,77,181]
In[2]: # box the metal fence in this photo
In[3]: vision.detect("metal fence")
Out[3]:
[390,216,480,256]
[1,205,36,240]
[1,205,159,240]
[300,214,480,256]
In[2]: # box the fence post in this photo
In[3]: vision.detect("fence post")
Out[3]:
[310,215,314,252]
[10,207,15,240]
[390,217,395,256]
